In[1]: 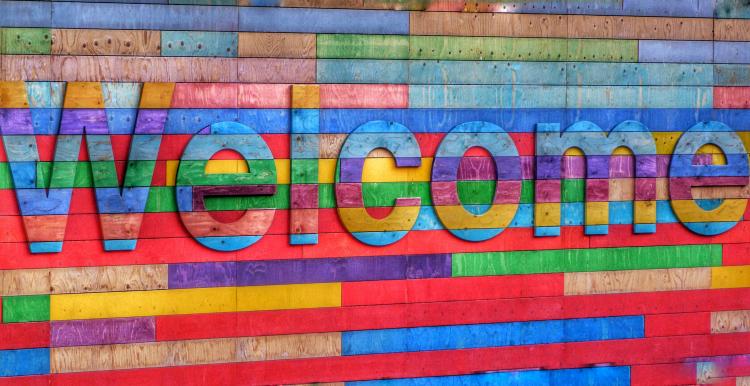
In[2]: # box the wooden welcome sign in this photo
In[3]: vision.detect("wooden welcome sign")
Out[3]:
[1,0,750,384]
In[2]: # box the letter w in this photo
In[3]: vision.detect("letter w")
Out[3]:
[0,82,172,253]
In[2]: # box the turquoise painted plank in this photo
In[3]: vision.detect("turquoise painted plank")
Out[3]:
[409,61,566,85]
[102,83,142,109]
[26,82,65,108]
[317,59,407,84]
[567,63,714,86]
[408,85,567,108]
[161,31,238,57]
[566,86,713,109]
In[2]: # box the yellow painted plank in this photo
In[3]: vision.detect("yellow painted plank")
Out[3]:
[0,81,28,108]
[139,82,174,109]
[292,84,320,109]
[50,283,340,320]
[62,82,104,108]
[712,266,750,289]
[236,282,340,311]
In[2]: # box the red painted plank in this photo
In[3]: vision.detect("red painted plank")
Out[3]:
[319,84,409,108]
[630,362,697,386]
[341,274,564,306]
[645,312,711,337]
[156,288,750,341]
[0,322,50,350]
[715,87,750,109]
[723,243,750,266]
[0,376,50,386]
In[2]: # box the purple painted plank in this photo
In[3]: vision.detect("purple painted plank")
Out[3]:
[135,109,169,134]
[51,317,155,347]
[0,109,34,135]
[168,262,236,289]
[335,182,365,208]
[60,109,109,134]
[168,254,451,289]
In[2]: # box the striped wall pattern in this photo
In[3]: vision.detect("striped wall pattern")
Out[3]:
[3,0,750,384]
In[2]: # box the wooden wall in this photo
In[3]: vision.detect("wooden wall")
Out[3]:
[2,0,750,384]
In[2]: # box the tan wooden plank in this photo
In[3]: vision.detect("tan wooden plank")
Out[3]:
[50,265,168,294]
[564,267,712,295]
[715,19,750,41]
[51,29,161,56]
[238,32,315,58]
[0,269,51,296]
[711,310,750,334]
[237,332,341,361]
[567,15,713,41]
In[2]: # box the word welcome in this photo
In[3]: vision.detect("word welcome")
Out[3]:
[2,84,747,254]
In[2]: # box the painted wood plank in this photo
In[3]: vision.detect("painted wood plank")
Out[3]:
[638,40,714,64]
[161,31,237,57]
[50,2,239,31]
[1,55,315,82]
[238,32,315,58]
[1,28,50,54]
[563,267,712,295]
[239,7,408,34]
[409,36,638,62]
[50,283,340,320]
[51,317,156,347]
[0,1,52,28]
[716,42,750,64]
[317,34,408,59]
[50,29,161,56]
[342,315,644,355]
[452,245,722,276]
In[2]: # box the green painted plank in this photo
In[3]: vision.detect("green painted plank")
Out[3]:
[2,295,50,323]
[410,36,637,62]
[452,244,722,277]
[1,28,50,55]
[317,34,409,59]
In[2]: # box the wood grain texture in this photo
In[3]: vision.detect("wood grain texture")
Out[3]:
[1,55,315,82]
[563,267,712,295]
[49,265,168,294]
[716,19,750,41]
[411,12,711,41]
[51,333,340,372]
[711,310,750,333]
[238,32,315,58]
[0,269,51,296]
[237,332,341,361]
[51,29,161,56]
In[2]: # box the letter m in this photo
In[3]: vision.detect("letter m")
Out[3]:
[534,120,658,237]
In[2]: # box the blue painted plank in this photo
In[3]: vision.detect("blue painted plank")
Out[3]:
[238,7,409,34]
[342,316,644,355]
[0,348,50,377]
[622,0,714,17]
[50,2,238,31]
[347,366,631,386]
[715,42,750,64]
[0,1,52,28]
[490,0,712,17]
[638,41,713,64]
[409,61,566,85]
